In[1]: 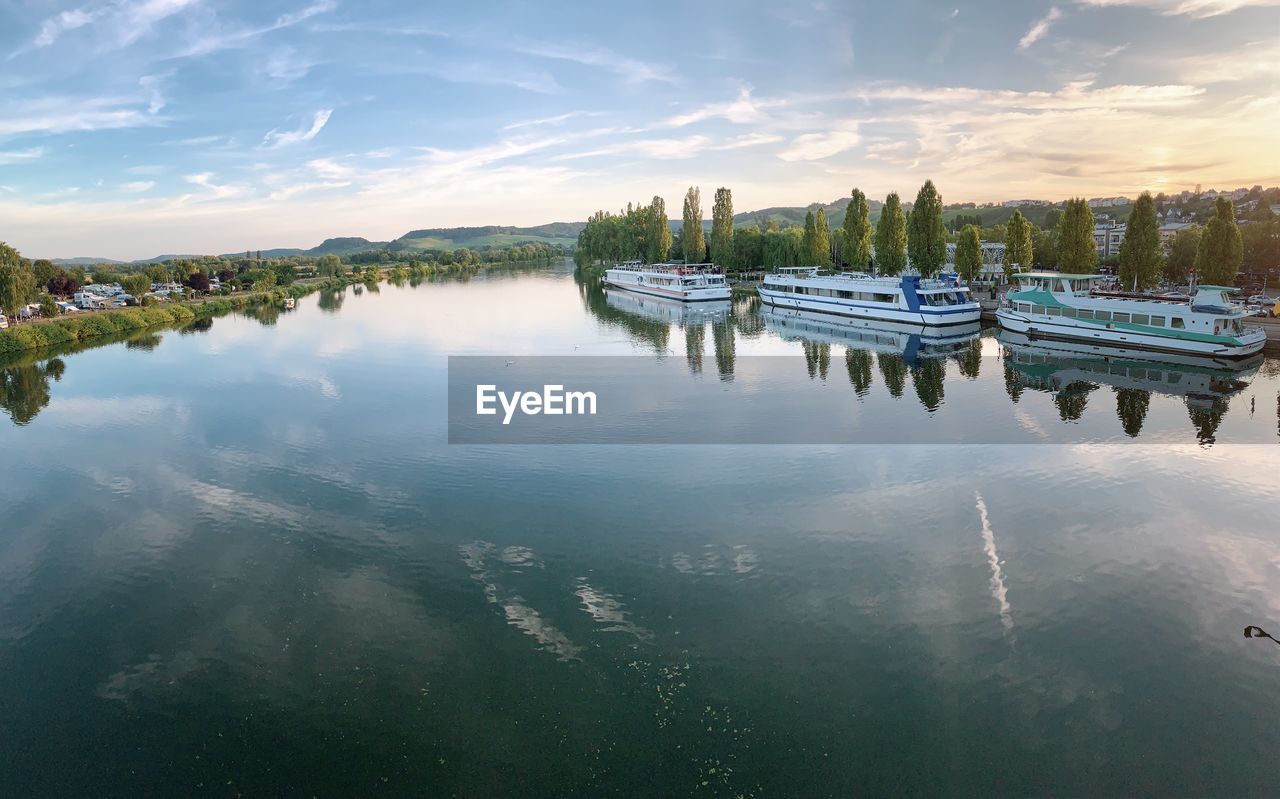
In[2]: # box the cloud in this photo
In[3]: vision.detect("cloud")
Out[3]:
[306,158,354,179]
[1019,7,1063,50]
[559,133,782,161]
[175,0,336,57]
[0,147,45,165]
[777,124,861,161]
[511,41,676,84]
[1173,39,1280,82]
[121,181,155,193]
[1077,0,1280,16]
[0,96,158,137]
[30,8,99,49]
[262,109,332,148]
[662,87,787,128]
[503,111,603,130]
[182,172,243,200]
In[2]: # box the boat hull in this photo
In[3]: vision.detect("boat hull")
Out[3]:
[759,288,981,326]
[996,309,1266,360]
[602,277,730,302]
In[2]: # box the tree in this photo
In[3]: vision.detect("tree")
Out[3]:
[1056,198,1097,273]
[648,195,672,263]
[186,271,211,292]
[710,187,734,267]
[681,186,704,264]
[843,188,873,269]
[31,259,58,287]
[39,293,60,318]
[1164,226,1200,284]
[873,193,907,275]
[92,269,117,285]
[1241,219,1280,276]
[733,225,763,269]
[813,208,831,267]
[1118,192,1162,291]
[0,242,37,317]
[1195,197,1242,286]
[954,224,983,282]
[120,273,152,302]
[1002,210,1033,280]
[802,211,817,264]
[907,180,947,277]
[317,254,342,277]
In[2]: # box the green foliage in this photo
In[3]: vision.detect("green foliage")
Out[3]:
[120,272,152,300]
[1002,210,1033,280]
[1056,198,1097,274]
[954,225,983,282]
[39,294,60,318]
[682,186,705,263]
[648,196,672,263]
[873,193,907,276]
[907,180,947,277]
[0,242,37,317]
[1164,226,1200,284]
[1031,226,1057,270]
[732,226,764,270]
[763,227,805,267]
[710,187,734,267]
[1118,192,1162,290]
[1194,198,1242,285]
[813,208,831,266]
[317,254,343,277]
[842,188,872,268]
[1241,219,1280,275]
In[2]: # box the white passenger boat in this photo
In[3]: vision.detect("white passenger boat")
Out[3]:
[758,268,981,326]
[603,261,730,302]
[763,307,980,360]
[603,287,729,325]
[996,273,1266,360]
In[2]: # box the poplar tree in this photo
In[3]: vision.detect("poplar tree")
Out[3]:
[1194,197,1242,286]
[842,188,872,268]
[648,195,672,263]
[1002,210,1033,280]
[954,224,983,283]
[906,179,947,277]
[710,187,735,267]
[802,211,817,264]
[681,186,705,264]
[874,193,907,276]
[1118,192,1162,290]
[813,208,831,266]
[0,242,36,317]
[1056,198,1097,273]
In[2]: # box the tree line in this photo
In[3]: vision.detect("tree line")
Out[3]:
[575,181,1270,290]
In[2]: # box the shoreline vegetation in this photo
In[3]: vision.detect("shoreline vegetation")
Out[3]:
[0,255,556,363]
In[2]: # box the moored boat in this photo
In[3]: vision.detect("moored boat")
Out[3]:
[762,306,981,361]
[603,286,729,325]
[758,267,981,326]
[996,272,1266,359]
[603,261,730,302]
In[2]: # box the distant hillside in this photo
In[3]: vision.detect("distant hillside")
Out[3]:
[397,224,581,251]
[51,256,128,266]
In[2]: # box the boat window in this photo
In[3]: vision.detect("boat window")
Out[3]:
[838,290,854,299]
[1060,308,1076,318]
[1094,311,1111,321]
[1170,317,1185,329]
[1131,313,1149,325]
[1047,306,1062,316]
[1112,312,1130,324]
[1150,315,1165,327]
[1018,303,1031,313]
[1032,305,1046,315]
[1077,309,1094,320]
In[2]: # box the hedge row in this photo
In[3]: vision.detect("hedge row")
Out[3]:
[0,304,198,355]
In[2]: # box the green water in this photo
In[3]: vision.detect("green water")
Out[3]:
[2,263,1279,796]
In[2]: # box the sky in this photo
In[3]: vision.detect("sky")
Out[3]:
[0,0,1278,259]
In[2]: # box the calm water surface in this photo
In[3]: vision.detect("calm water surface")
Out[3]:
[2,262,1279,796]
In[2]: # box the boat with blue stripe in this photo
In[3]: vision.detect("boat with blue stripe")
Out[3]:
[757,267,981,326]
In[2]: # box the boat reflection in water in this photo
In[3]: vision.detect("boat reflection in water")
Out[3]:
[998,329,1261,439]
[600,285,736,377]
[763,307,982,409]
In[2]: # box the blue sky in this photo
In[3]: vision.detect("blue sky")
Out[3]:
[1,0,1277,259]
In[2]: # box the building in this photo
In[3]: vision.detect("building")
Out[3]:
[1094,221,1126,259]
[1088,197,1130,209]
[945,241,1008,280]
[1158,221,1194,245]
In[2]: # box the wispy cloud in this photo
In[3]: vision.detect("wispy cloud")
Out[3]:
[121,181,156,193]
[511,41,676,84]
[0,147,45,165]
[182,172,242,200]
[663,87,786,128]
[28,7,99,50]
[262,109,333,148]
[1019,7,1062,50]
[777,124,861,161]
[503,111,603,130]
[0,97,159,137]
[1077,0,1280,16]
[175,0,337,57]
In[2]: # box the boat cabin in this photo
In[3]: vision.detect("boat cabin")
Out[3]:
[1011,272,1099,296]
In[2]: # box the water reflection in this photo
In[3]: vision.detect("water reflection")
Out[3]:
[0,358,63,425]
[998,330,1259,438]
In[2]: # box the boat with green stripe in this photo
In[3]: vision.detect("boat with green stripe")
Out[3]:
[996,272,1265,360]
